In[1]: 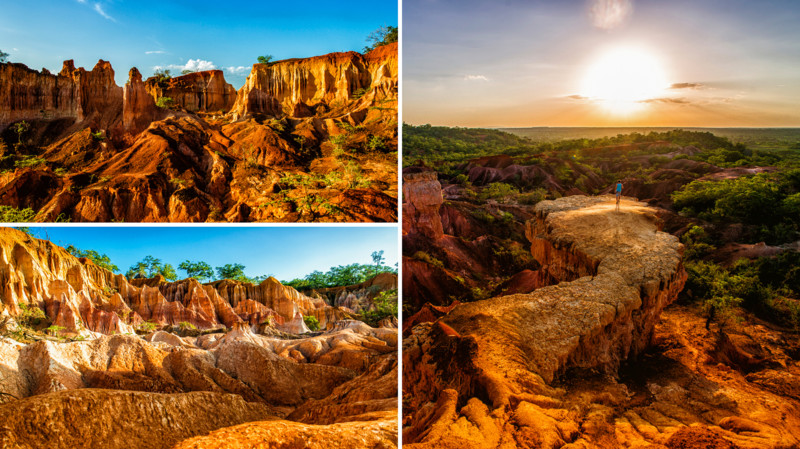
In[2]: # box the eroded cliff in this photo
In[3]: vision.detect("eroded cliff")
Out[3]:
[0,228,399,448]
[403,195,800,448]
[0,44,398,222]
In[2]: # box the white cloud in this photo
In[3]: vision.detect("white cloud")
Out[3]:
[464,74,489,81]
[154,59,218,73]
[76,0,87,3]
[226,66,250,75]
[184,59,217,71]
[145,50,167,55]
[93,3,115,21]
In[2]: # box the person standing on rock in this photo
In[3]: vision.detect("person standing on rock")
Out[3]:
[615,180,623,211]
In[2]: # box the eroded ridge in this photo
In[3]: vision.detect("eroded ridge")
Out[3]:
[0,228,398,448]
[404,195,693,447]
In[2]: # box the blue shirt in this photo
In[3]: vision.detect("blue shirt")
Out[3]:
[615,183,622,193]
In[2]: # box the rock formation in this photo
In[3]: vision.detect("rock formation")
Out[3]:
[231,43,397,120]
[403,195,800,448]
[144,70,237,113]
[0,227,393,336]
[403,195,689,446]
[0,229,399,448]
[0,44,398,223]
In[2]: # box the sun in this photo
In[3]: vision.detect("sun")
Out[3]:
[580,46,669,115]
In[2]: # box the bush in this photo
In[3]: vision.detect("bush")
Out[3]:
[412,251,444,269]
[14,156,46,169]
[0,206,37,222]
[479,182,520,203]
[156,97,175,109]
[303,315,320,331]
[360,289,398,327]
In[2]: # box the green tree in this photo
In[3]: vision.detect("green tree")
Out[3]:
[0,49,9,63]
[181,69,193,75]
[178,260,214,281]
[66,245,119,272]
[364,26,398,52]
[216,263,248,281]
[13,120,30,145]
[257,55,273,64]
[371,250,385,270]
[126,255,177,281]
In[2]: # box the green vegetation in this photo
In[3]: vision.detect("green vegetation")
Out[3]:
[178,260,214,281]
[364,25,398,53]
[360,289,398,327]
[672,171,800,244]
[215,263,268,284]
[156,96,175,109]
[283,251,397,290]
[257,55,273,65]
[17,303,47,328]
[137,321,157,333]
[412,251,444,269]
[126,255,178,281]
[152,69,171,87]
[65,245,119,272]
[0,206,37,222]
[14,155,46,169]
[303,315,320,331]
[0,49,8,63]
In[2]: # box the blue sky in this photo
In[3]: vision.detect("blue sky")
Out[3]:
[22,226,398,282]
[0,0,397,87]
[404,0,800,127]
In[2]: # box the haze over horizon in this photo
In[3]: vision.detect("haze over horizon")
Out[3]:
[404,0,800,128]
[0,0,397,88]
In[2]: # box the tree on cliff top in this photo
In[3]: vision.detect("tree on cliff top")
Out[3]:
[363,26,397,53]
[257,55,273,65]
[126,255,177,281]
[179,260,213,282]
[66,245,119,273]
[214,263,269,284]
[0,50,9,63]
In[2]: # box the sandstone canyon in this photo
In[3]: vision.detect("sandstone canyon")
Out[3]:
[0,43,398,222]
[0,228,398,448]
[402,166,800,448]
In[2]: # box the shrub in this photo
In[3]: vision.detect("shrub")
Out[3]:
[303,315,320,331]
[0,206,37,222]
[18,303,47,327]
[412,251,444,269]
[156,97,175,109]
[479,182,520,203]
[360,289,398,326]
[366,135,386,151]
[14,156,46,169]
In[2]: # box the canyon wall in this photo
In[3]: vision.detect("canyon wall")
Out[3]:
[230,43,397,120]
[0,227,371,336]
[144,70,237,113]
[403,195,689,447]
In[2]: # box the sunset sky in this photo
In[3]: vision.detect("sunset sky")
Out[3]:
[403,0,800,127]
[0,0,397,87]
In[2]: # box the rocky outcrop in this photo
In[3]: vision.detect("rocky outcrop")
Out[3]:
[0,62,81,131]
[230,43,397,120]
[123,67,162,136]
[145,70,237,113]
[403,195,689,447]
[0,389,276,449]
[0,228,354,336]
[402,170,444,239]
[172,418,397,449]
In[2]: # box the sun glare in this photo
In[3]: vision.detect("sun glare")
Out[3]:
[580,46,669,115]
